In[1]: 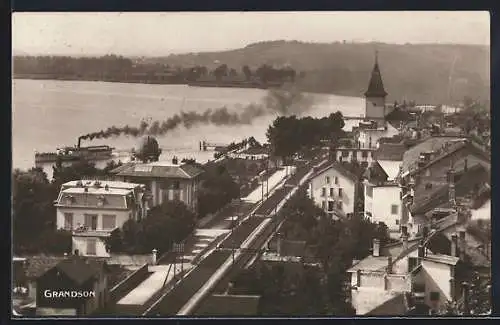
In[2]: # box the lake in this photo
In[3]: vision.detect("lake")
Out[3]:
[12,79,365,170]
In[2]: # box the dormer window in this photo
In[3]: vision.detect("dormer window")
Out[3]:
[97,195,106,207]
[64,195,75,205]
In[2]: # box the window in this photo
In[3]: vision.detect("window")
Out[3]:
[366,186,373,198]
[326,176,331,184]
[396,219,400,225]
[362,151,368,158]
[321,201,326,210]
[102,215,116,230]
[173,181,180,190]
[337,202,343,211]
[391,204,399,215]
[329,188,334,197]
[425,183,432,190]
[86,239,97,256]
[342,151,349,158]
[334,177,339,185]
[63,213,73,230]
[84,214,98,230]
[328,201,334,212]
[338,188,343,198]
[173,192,180,201]
[321,188,326,197]
[425,169,431,177]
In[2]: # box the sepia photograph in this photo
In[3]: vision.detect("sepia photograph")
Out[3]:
[11,11,491,317]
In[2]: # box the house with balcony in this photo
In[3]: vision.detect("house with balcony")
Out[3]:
[55,180,146,257]
[110,158,204,213]
[308,161,362,219]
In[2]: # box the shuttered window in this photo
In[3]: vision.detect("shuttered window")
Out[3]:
[102,215,116,230]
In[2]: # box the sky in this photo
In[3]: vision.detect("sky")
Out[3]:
[12,11,490,57]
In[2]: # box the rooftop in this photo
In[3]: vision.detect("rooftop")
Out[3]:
[312,161,362,182]
[22,256,67,279]
[423,253,460,266]
[62,180,143,190]
[111,161,204,179]
[53,256,107,285]
[61,187,132,196]
[375,143,406,161]
[347,255,390,272]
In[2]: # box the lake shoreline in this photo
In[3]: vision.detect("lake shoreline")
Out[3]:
[12,76,362,98]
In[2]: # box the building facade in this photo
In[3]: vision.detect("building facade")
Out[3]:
[364,181,402,233]
[55,180,146,257]
[111,159,204,213]
[308,162,360,219]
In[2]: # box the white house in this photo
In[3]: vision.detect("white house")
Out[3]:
[55,180,146,257]
[364,181,402,234]
[308,162,361,219]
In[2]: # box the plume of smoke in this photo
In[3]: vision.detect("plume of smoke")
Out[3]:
[78,87,316,141]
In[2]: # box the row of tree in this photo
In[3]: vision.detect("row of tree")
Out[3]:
[266,112,346,161]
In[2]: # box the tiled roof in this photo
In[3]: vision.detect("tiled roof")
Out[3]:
[54,257,107,285]
[411,164,489,215]
[375,143,406,161]
[113,161,203,179]
[347,256,390,272]
[400,136,466,175]
[24,256,67,279]
[312,161,361,182]
[363,161,388,184]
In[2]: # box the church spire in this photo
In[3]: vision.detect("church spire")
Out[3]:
[364,50,387,98]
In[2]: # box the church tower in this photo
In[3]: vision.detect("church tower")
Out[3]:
[364,51,387,127]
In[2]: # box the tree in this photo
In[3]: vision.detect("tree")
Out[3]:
[106,200,197,254]
[214,64,228,82]
[242,65,252,81]
[197,164,240,218]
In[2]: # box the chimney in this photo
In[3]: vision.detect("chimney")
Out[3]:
[387,256,393,274]
[458,231,466,260]
[74,249,79,256]
[77,137,82,148]
[104,185,109,191]
[401,233,409,251]
[451,234,458,257]
[464,158,468,172]
[356,269,361,287]
[172,156,178,165]
[372,238,380,257]
[151,249,158,265]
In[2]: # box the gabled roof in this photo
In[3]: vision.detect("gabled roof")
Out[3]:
[347,255,390,272]
[23,256,67,279]
[364,56,387,98]
[312,161,361,183]
[363,161,389,184]
[411,164,489,215]
[400,136,465,175]
[53,257,107,285]
[111,161,204,179]
[57,189,129,209]
[375,143,406,161]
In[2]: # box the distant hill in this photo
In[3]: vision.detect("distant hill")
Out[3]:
[145,41,490,105]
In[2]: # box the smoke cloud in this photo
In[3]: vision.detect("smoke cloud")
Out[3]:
[79,88,315,142]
